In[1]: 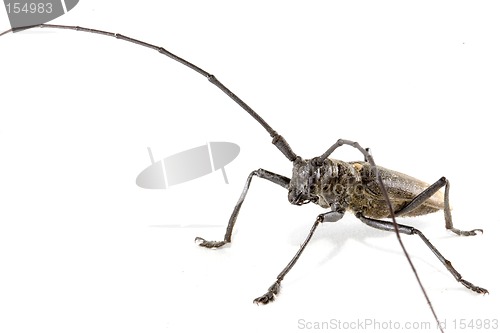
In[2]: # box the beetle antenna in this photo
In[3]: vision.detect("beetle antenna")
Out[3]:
[0,24,298,162]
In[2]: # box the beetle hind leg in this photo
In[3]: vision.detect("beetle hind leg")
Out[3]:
[356,212,488,294]
[442,178,483,236]
[394,177,483,236]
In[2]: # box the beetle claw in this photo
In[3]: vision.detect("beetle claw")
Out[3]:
[253,293,275,305]
[460,279,489,294]
[253,282,280,305]
[450,228,483,236]
[195,237,227,249]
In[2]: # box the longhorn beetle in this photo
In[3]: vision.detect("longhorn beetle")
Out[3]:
[1,24,488,332]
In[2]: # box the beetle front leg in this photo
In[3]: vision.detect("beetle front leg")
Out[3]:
[254,210,344,304]
[253,215,322,304]
[195,169,290,248]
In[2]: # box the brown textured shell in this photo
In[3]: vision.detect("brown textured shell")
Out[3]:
[313,160,444,219]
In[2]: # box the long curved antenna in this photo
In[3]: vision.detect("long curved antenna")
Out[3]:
[0,24,298,162]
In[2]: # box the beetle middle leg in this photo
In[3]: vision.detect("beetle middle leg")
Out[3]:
[195,169,290,248]
[394,177,483,236]
[356,212,488,294]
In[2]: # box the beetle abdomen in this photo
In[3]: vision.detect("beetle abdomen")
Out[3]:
[354,162,445,219]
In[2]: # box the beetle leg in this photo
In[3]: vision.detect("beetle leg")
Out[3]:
[254,212,337,304]
[356,212,488,294]
[394,177,483,236]
[195,169,290,248]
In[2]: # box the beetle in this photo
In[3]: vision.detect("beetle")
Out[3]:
[194,145,487,301]
[0,23,489,332]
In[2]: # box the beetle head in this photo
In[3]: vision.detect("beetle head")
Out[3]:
[288,157,322,205]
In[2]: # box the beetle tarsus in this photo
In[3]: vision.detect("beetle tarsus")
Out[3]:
[460,279,489,294]
[195,237,227,249]
[449,228,483,236]
[253,282,281,305]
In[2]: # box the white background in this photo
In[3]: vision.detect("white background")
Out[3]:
[1,1,499,332]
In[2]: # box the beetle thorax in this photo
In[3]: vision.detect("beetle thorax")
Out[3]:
[288,157,363,210]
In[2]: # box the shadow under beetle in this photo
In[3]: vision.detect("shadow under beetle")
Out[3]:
[1,24,488,331]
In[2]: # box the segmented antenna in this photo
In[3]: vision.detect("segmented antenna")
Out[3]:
[0,24,298,162]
